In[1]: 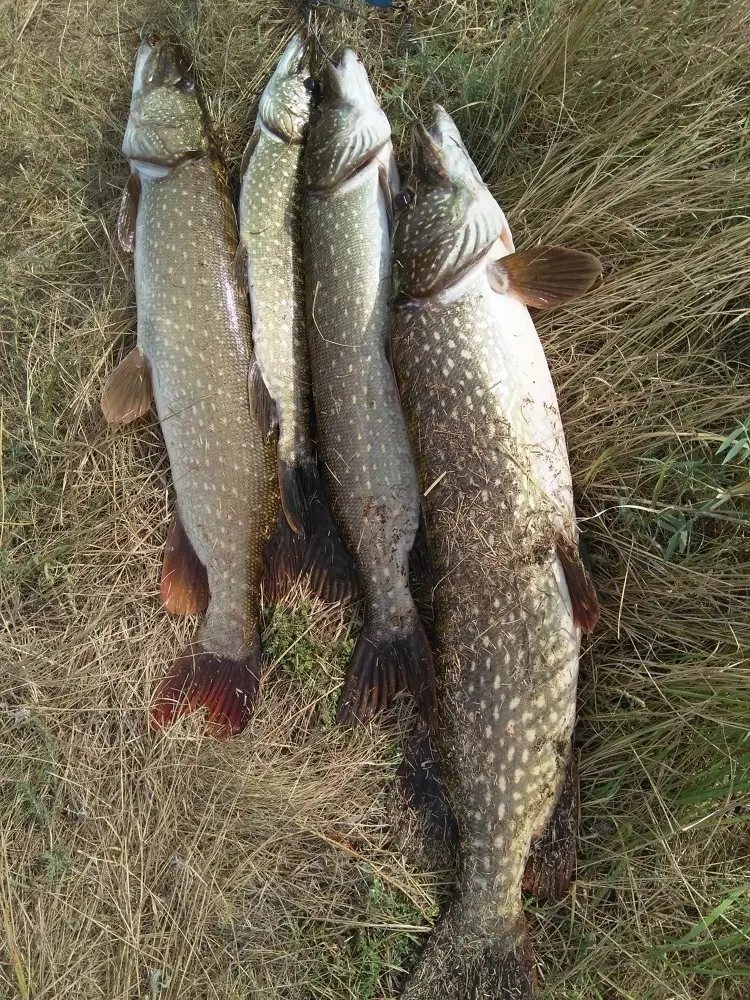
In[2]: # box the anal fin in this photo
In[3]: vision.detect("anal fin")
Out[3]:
[556,534,600,633]
[248,358,278,441]
[160,513,209,615]
[523,753,578,902]
[101,346,152,424]
[489,245,602,308]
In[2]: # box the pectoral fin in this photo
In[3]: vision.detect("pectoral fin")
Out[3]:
[160,513,209,615]
[377,144,400,235]
[248,358,278,441]
[488,246,602,308]
[556,534,600,633]
[117,173,140,253]
[100,346,152,424]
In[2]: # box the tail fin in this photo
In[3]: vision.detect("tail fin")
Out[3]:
[401,916,537,999]
[149,635,262,739]
[264,467,361,605]
[278,457,316,537]
[337,611,437,727]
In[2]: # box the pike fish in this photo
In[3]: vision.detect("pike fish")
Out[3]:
[391,108,601,997]
[238,33,359,604]
[101,37,278,738]
[303,51,436,725]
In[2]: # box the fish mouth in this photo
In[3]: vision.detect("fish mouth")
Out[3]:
[322,48,369,101]
[275,31,309,79]
[412,105,478,184]
[132,34,193,94]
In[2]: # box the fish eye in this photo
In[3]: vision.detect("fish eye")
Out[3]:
[176,76,196,94]
[394,189,414,210]
[304,77,321,97]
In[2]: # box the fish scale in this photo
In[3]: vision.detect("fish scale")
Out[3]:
[392,107,600,998]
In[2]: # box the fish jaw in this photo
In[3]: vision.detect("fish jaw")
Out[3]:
[305,50,391,192]
[123,36,207,167]
[257,32,311,142]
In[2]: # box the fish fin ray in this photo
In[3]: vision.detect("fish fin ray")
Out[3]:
[150,636,262,739]
[408,507,436,642]
[278,458,313,537]
[397,725,458,846]
[233,241,248,299]
[160,513,209,615]
[117,172,140,253]
[401,914,536,999]
[337,610,437,728]
[248,357,279,441]
[490,245,602,308]
[101,346,152,424]
[523,752,578,901]
[556,534,600,632]
[301,475,362,604]
[262,508,308,603]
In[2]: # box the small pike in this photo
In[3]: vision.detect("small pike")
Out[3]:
[238,33,359,605]
[102,37,278,738]
[391,108,601,997]
[303,51,437,725]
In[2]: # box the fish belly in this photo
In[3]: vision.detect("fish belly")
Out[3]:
[134,157,276,654]
[393,272,579,923]
[305,165,419,622]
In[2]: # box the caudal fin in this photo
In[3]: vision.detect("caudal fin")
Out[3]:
[264,466,361,605]
[337,612,437,727]
[149,635,262,739]
[401,915,537,1000]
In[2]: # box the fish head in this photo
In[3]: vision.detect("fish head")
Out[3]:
[305,49,391,191]
[258,32,312,142]
[122,35,208,166]
[394,106,509,299]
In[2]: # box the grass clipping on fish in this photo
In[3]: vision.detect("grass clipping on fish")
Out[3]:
[2,1,750,998]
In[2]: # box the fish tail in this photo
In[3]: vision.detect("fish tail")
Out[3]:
[401,913,537,1000]
[337,606,437,727]
[149,633,262,739]
[263,472,361,604]
[302,476,361,604]
[278,456,316,537]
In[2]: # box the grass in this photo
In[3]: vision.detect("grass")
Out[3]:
[2,0,750,997]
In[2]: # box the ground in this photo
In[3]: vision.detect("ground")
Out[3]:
[2,1,750,998]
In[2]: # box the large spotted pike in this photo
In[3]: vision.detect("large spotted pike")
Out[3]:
[238,33,359,604]
[391,108,601,997]
[101,37,277,738]
[303,51,436,726]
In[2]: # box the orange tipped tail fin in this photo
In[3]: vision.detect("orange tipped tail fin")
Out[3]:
[150,637,262,739]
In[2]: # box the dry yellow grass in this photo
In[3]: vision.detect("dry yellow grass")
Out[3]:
[2,1,750,998]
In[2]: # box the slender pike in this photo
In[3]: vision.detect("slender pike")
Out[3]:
[238,33,359,604]
[101,37,278,738]
[391,108,601,997]
[303,51,436,725]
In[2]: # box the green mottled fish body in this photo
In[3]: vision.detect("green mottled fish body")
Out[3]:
[136,155,276,656]
[303,51,436,725]
[103,37,277,738]
[392,109,601,996]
